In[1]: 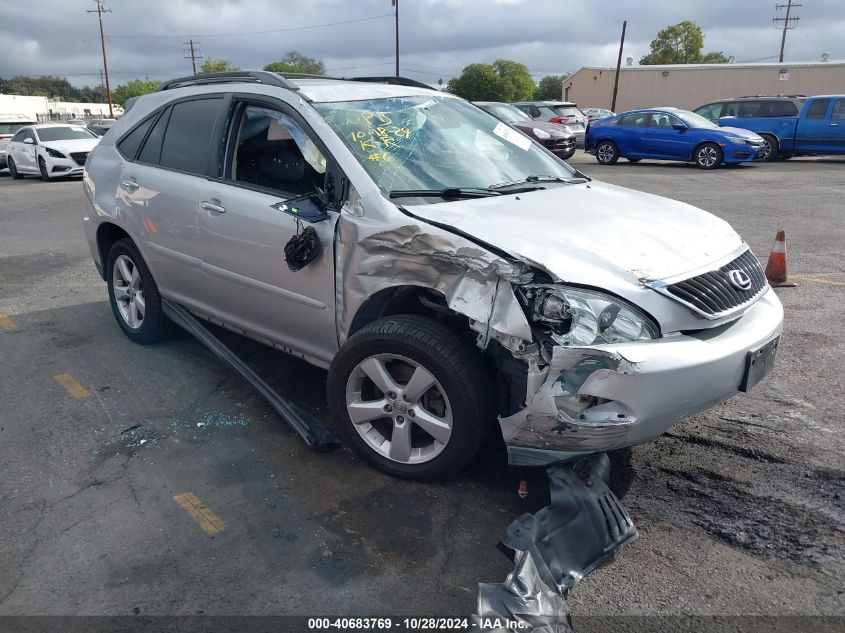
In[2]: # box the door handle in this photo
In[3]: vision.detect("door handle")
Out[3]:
[831,123,839,127]
[200,200,226,214]
[121,179,139,192]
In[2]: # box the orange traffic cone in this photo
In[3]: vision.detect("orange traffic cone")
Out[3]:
[764,229,797,287]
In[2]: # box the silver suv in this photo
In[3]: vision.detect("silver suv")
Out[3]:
[83,71,783,479]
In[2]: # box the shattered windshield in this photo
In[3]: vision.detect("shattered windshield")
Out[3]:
[314,95,576,199]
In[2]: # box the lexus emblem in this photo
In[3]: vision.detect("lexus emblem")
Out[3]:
[728,269,752,291]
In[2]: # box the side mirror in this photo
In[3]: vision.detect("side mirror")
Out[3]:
[23,137,34,144]
[672,123,688,131]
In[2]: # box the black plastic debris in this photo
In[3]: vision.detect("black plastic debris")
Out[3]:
[476,453,638,632]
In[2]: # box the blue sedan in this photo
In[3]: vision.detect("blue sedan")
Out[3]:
[584,107,766,169]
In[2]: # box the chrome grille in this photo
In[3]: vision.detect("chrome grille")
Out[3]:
[658,249,768,319]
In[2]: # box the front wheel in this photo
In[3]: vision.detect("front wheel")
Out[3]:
[695,143,722,169]
[595,141,619,165]
[38,157,51,181]
[327,315,492,480]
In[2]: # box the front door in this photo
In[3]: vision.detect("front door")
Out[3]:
[197,100,341,364]
[646,113,688,159]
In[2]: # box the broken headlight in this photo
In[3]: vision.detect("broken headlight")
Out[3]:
[527,286,659,346]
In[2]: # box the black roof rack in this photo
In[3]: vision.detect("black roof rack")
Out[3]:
[347,76,434,90]
[154,71,300,92]
[734,94,807,99]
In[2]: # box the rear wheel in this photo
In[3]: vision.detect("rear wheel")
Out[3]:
[759,134,779,162]
[38,157,51,181]
[695,143,722,169]
[328,315,492,480]
[8,157,22,179]
[596,141,619,165]
[106,238,171,344]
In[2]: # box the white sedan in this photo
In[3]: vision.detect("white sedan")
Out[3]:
[6,124,100,180]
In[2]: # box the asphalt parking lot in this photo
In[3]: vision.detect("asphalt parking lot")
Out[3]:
[1,153,843,618]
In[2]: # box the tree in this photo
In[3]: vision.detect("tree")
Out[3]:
[264,51,325,75]
[640,20,729,65]
[491,59,535,101]
[200,58,240,73]
[447,63,513,101]
[112,79,160,106]
[535,75,567,101]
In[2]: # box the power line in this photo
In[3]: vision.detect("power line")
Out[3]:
[108,14,391,39]
[773,0,802,63]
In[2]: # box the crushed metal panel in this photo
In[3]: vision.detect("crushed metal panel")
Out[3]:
[475,454,637,632]
[335,198,533,346]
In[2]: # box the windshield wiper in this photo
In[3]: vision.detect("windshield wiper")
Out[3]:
[488,175,589,190]
[389,187,502,200]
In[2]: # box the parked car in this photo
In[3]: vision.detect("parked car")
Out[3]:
[88,118,117,136]
[693,95,806,161]
[474,101,576,159]
[711,95,845,161]
[583,108,614,121]
[512,101,588,147]
[0,114,37,169]
[83,71,783,480]
[6,123,100,180]
[66,118,87,126]
[585,107,766,169]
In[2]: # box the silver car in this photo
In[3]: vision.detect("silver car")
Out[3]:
[513,101,589,147]
[82,72,783,479]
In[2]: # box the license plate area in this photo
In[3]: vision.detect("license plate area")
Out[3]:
[740,335,780,392]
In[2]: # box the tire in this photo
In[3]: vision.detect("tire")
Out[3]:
[38,157,51,181]
[595,140,619,165]
[627,158,641,163]
[327,314,492,480]
[694,142,722,169]
[106,238,171,344]
[759,134,779,162]
[8,157,22,179]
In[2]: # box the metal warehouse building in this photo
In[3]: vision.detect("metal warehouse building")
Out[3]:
[565,61,845,112]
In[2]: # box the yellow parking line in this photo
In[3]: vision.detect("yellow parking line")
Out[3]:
[0,316,16,331]
[54,373,90,399]
[789,274,845,287]
[173,492,225,536]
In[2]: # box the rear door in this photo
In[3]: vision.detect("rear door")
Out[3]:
[795,98,832,153]
[196,97,342,363]
[613,112,649,156]
[115,96,227,309]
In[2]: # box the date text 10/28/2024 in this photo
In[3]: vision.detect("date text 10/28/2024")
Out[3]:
[307,617,532,630]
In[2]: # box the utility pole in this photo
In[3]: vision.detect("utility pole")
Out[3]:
[774,0,801,63]
[393,0,399,77]
[611,20,627,112]
[88,0,113,117]
[183,39,203,74]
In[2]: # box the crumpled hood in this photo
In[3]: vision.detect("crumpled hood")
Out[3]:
[42,138,100,154]
[405,180,744,283]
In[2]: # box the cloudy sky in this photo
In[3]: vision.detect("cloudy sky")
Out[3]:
[2,0,844,88]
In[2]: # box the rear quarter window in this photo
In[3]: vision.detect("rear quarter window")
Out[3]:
[117,115,156,160]
[618,113,648,127]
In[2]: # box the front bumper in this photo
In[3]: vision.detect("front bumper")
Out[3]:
[544,136,576,158]
[45,153,86,177]
[724,142,766,163]
[501,288,784,466]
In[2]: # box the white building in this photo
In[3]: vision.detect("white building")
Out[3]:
[0,94,122,121]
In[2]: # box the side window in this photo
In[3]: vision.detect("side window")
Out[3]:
[738,101,762,118]
[695,103,722,122]
[648,113,676,129]
[767,100,799,117]
[10,130,26,143]
[618,113,647,127]
[832,99,845,121]
[117,115,156,160]
[159,98,222,174]
[138,107,171,165]
[229,104,327,198]
[806,99,830,119]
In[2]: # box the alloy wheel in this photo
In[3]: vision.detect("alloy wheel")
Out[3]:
[597,143,615,163]
[345,353,453,464]
[112,254,145,329]
[698,146,718,168]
